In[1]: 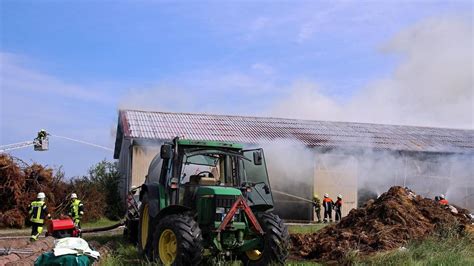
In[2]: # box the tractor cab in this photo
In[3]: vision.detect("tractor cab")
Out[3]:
[176,142,274,210]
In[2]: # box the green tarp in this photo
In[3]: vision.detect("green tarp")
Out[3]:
[34,252,94,266]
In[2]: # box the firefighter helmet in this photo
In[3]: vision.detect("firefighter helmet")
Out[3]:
[37,192,46,199]
[71,193,78,199]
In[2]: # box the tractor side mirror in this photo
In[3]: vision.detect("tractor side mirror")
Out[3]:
[160,144,173,159]
[253,151,262,165]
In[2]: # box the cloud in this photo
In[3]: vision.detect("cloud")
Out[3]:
[0,52,114,105]
[251,63,274,75]
[119,70,282,115]
[270,16,473,129]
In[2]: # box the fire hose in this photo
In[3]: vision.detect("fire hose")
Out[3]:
[272,190,314,204]
[0,248,34,255]
[81,221,124,233]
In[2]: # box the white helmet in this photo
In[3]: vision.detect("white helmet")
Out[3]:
[440,194,445,199]
[324,193,329,198]
[37,192,46,199]
[71,193,77,199]
[338,194,342,199]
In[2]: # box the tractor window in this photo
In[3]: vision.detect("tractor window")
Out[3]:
[185,154,219,166]
[180,153,221,185]
[242,149,274,206]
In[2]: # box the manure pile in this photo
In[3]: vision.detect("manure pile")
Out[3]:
[291,186,472,262]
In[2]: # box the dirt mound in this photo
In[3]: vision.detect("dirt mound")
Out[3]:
[291,186,472,262]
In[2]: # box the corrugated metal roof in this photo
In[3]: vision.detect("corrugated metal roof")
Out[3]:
[114,109,474,157]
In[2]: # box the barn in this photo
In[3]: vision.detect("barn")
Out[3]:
[114,109,474,221]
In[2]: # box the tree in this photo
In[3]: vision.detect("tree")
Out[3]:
[87,160,125,220]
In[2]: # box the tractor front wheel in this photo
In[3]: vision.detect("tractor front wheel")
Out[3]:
[241,212,290,265]
[152,214,203,265]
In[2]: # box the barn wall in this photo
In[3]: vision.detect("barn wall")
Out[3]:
[131,145,161,189]
[117,138,131,201]
[314,154,358,219]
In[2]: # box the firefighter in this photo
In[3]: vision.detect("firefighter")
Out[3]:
[28,192,50,241]
[312,194,322,223]
[438,194,449,205]
[68,193,84,229]
[37,129,48,140]
[334,194,343,222]
[322,193,334,223]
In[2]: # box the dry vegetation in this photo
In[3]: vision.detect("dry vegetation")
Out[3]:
[0,154,122,228]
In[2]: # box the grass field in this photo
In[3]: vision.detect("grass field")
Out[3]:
[82,217,118,229]
[86,223,474,266]
[352,234,474,266]
[287,223,327,234]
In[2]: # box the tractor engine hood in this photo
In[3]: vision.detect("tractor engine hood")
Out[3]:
[197,186,242,197]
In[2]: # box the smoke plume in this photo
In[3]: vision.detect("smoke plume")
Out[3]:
[271,16,473,129]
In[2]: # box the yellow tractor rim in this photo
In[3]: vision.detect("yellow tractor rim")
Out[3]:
[140,204,149,250]
[159,229,177,265]
[246,249,263,261]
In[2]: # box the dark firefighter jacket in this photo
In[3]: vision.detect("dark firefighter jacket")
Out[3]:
[334,199,343,211]
[29,201,49,224]
[323,197,333,211]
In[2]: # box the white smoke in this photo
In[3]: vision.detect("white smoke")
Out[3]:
[271,16,473,129]
[259,139,474,216]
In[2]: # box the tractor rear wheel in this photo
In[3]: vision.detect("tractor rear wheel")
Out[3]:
[152,214,203,265]
[241,212,290,265]
[137,194,153,259]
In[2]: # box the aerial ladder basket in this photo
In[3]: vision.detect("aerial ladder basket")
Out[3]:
[33,137,49,151]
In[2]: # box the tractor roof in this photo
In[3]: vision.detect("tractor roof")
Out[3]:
[177,139,243,150]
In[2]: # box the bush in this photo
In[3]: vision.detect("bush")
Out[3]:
[87,160,125,220]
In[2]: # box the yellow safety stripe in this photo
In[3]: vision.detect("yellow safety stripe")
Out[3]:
[30,201,45,224]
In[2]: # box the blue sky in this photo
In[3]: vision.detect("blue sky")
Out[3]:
[1,1,471,177]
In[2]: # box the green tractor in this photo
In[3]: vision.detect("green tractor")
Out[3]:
[134,137,289,265]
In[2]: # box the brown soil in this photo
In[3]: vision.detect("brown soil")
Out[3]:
[290,186,472,263]
[0,236,55,265]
